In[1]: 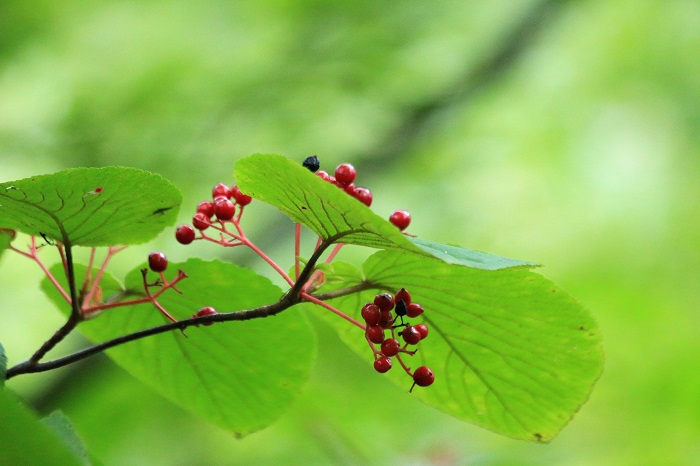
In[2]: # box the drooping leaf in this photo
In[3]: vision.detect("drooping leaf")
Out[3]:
[41,259,316,436]
[315,249,604,442]
[234,154,530,270]
[0,389,86,466]
[0,167,181,246]
[40,411,90,465]
[0,229,15,262]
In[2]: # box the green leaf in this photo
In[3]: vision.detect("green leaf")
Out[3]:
[0,229,15,262]
[41,259,316,436]
[0,341,6,385]
[0,389,86,466]
[40,411,90,465]
[317,250,604,441]
[0,167,181,246]
[235,154,533,270]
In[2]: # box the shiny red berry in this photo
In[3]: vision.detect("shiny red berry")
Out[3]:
[231,185,252,206]
[389,210,411,230]
[395,288,411,305]
[196,306,217,326]
[412,366,434,387]
[414,323,429,340]
[401,326,422,345]
[361,303,381,326]
[196,201,215,217]
[334,163,356,186]
[366,325,385,344]
[380,338,400,357]
[212,183,231,199]
[148,252,168,273]
[214,198,236,220]
[352,187,372,206]
[379,310,394,329]
[192,212,210,230]
[374,356,392,373]
[316,170,331,182]
[175,225,196,244]
[406,302,424,318]
[374,293,394,312]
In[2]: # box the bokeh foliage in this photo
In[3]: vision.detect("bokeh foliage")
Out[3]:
[1,0,698,464]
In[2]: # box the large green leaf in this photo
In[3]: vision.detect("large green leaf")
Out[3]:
[0,341,6,385]
[41,259,316,436]
[0,167,181,246]
[234,154,531,270]
[0,229,14,262]
[315,249,604,441]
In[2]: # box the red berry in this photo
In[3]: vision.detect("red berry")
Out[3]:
[366,325,385,344]
[361,303,381,326]
[401,326,422,345]
[334,163,356,186]
[192,212,211,230]
[343,183,356,195]
[316,170,331,182]
[212,183,231,199]
[231,185,252,206]
[414,323,429,340]
[352,187,372,206]
[374,293,394,312]
[175,225,196,244]
[214,198,236,220]
[374,356,392,373]
[196,201,215,217]
[406,302,424,318]
[148,252,168,273]
[196,306,217,326]
[389,210,411,230]
[379,310,394,329]
[395,288,411,305]
[380,338,400,357]
[412,366,434,387]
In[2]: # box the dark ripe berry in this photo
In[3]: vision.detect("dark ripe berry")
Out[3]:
[316,170,331,182]
[402,326,422,345]
[196,201,215,217]
[302,155,320,172]
[175,225,196,244]
[334,163,357,186]
[214,198,236,220]
[192,212,211,230]
[361,303,381,326]
[366,325,385,344]
[374,293,395,312]
[374,356,392,373]
[231,185,252,206]
[406,302,424,318]
[352,187,373,206]
[395,299,408,317]
[414,323,429,340]
[380,338,400,357]
[196,306,217,326]
[412,366,435,387]
[395,288,411,306]
[148,252,168,273]
[379,310,394,329]
[389,210,411,230]
[212,183,231,199]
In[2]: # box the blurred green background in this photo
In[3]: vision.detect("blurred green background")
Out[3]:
[1,0,699,464]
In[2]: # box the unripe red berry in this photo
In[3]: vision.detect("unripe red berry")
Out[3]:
[361,303,381,326]
[212,183,231,199]
[395,288,411,305]
[148,252,168,273]
[414,323,429,340]
[196,306,217,326]
[352,187,372,206]
[196,201,215,217]
[374,356,392,373]
[334,163,356,186]
[401,325,422,345]
[192,212,211,230]
[380,338,400,357]
[406,302,424,318]
[374,293,394,312]
[231,185,252,206]
[214,198,236,220]
[412,366,434,387]
[389,210,411,230]
[366,325,385,344]
[175,225,196,245]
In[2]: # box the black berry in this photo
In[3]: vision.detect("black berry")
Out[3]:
[302,155,320,172]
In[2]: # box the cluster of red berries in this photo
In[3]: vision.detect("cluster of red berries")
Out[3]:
[302,155,412,231]
[175,182,253,245]
[361,288,434,391]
